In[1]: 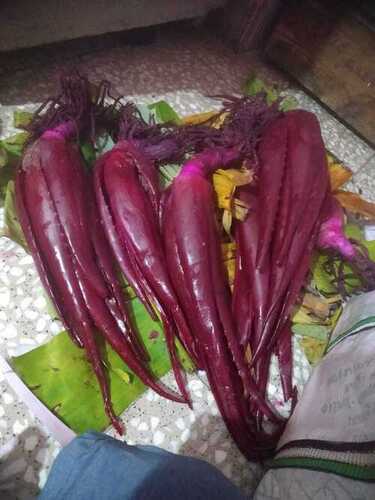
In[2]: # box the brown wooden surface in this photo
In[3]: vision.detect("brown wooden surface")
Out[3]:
[266,0,375,146]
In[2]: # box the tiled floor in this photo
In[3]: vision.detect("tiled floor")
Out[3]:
[0,27,374,498]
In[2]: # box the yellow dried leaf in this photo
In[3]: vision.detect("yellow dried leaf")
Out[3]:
[213,168,253,233]
[221,242,236,260]
[233,199,249,221]
[245,344,252,364]
[292,305,322,325]
[181,111,219,126]
[329,162,352,191]
[335,190,375,220]
[216,168,253,186]
[302,293,330,319]
[299,337,327,365]
[222,210,233,237]
[213,169,252,209]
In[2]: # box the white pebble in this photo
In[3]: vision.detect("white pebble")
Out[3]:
[150,417,159,430]
[51,322,62,334]
[214,450,227,464]
[188,379,203,391]
[21,297,33,310]
[210,406,219,416]
[2,393,14,405]
[34,296,47,310]
[0,407,4,417]
[2,323,17,339]
[175,418,185,430]
[10,267,23,277]
[19,255,33,265]
[36,318,47,332]
[24,435,39,452]
[13,420,27,434]
[24,310,38,320]
[181,429,190,443]
[0,290,10,307]
[0,419,7,428]
[138,422,149,432]
[130,417,140,428]
[189,413,196,423]
[152,430,165,446]
[0,311,7,321]
[146,391,154,402]
[170,440,179,453]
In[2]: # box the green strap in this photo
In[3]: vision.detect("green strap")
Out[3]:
[327,315,375,353]
[269,457,375,482]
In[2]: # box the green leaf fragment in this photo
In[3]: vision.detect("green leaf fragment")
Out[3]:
[11,297,194,434]
[80,142,96,167]
[95,134,115,156]
[13,110,33,129]
[2,181,28,251]
[279,96,298,112]
[159,163,181,188]
[312,223,375,296]
[148,101,181,124]
[292,323,331,341]
[0,147,8,168]
[111,367,132,385]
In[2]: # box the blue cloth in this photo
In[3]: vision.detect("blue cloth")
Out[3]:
[39,432,246,500]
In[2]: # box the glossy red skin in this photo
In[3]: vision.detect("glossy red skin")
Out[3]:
[18,159,121,433]
[163,172,258,458]
[275,321,294,403]
[256,116,288,269]
[17,136,185,434]
[163,151,283,457]
[275,111,326,265]
[233,187,270,351]
[94,155,158,320]
[15,170,82,348]
[88,194,149,362]
[94,142,199,401]
[251,110,330,365]
[34,138,108,298]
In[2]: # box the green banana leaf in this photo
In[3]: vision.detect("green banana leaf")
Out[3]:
[11,298,194,434]
[1,180,28,250]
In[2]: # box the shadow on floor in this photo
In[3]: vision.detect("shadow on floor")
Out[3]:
[0,426,50,499]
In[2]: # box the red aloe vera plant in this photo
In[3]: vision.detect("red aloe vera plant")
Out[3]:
[15,73,185,434]
[232,110,331,416]
[162,146,284,459]
[93,104,202,406]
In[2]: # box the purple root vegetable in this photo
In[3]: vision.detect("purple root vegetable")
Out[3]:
[17,133,188,432]
[255,115,288,269]
[317,195,375,290]
[93,140,201,404]
[16,149,123,433]
[250,110,330,367]
[16,73,188,434]
[162,147,284,458]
